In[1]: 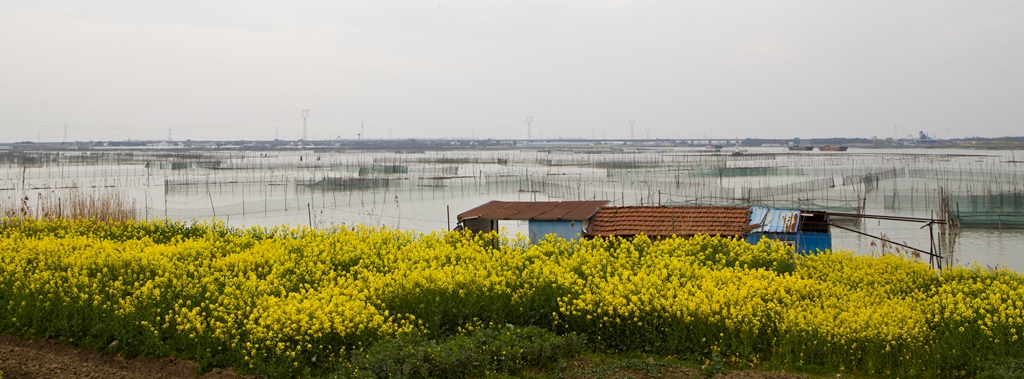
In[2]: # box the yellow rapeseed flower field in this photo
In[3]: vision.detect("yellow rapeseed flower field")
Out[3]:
[0,218,1021,378]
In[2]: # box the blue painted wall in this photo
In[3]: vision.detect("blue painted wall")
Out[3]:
[746,231,832,255]
[528,220,585,244]
[797,232,832,254]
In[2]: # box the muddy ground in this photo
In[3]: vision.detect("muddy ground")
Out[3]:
[0,334,250,379]
[0,334,806,379]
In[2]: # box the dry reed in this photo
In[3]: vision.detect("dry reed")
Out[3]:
[0,189,137,222]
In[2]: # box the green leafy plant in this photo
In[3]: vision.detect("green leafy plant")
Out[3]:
[700,351,724,378]
[978,359,1024,379]
[351,325,586,379]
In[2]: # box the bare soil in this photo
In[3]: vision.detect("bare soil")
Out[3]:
[560,356,807,379]
[0,333,807,379]
[0,334,251,379]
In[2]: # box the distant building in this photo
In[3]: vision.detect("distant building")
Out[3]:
[589,205,832,255]
[745,207,832,255]
[457,202,833,254]
[456,200,609,243]
[144,141,185,149]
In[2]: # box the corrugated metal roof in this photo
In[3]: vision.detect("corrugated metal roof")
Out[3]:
[457,200,610,221]
[586,206,753,238]
[749,207,801,233]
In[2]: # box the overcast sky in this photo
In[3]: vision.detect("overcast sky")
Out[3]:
[1,1,1021,142]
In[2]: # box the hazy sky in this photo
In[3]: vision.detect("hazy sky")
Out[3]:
[1,1,1022,142]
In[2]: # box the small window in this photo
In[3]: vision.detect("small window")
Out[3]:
[799,212,830,233]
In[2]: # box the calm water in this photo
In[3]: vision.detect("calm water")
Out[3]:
[2,146,1021,271]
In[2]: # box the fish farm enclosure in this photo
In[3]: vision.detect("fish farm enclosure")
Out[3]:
[1,146,1022,271]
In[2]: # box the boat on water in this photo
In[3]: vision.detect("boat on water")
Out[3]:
[788,145,814,151]
[818,145,849,151]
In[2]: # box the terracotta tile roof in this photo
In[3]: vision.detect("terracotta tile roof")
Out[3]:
[586,206,753,238]
[457,200,610,221]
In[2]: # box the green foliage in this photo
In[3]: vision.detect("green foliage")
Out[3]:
[978,359,1024,379]
[350,325,586,379]
[557,355,690,379]
[700,351,725,378]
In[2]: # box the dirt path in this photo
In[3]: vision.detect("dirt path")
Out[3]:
[0,334,251,379]
[1,333,807,379]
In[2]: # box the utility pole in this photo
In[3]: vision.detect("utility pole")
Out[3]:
[168,127,172,142]
[301,109,309,141]
[360,122,364,140]
[63,125,68,144]
[526,116,533,140]
[630,120,635,139]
